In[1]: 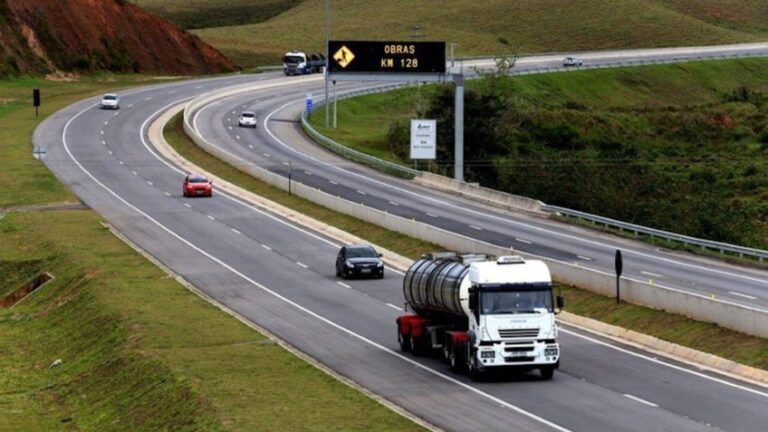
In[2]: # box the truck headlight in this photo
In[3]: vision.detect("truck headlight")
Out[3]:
[545,347,558,357]
[481,350,495,359]
[376,262,383,267]
[346,262,354,268]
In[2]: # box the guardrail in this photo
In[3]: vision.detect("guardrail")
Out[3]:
[544,205,768,263]
[301,84,419,178]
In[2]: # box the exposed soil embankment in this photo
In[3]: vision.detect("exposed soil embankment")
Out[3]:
[0,0,237,77]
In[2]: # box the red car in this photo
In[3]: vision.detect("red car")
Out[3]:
[182,174,213,197]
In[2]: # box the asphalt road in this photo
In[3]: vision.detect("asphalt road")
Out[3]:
[190,44,768,313]
[36,46,768,431]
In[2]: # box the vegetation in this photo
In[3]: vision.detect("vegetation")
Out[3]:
[0,76,423,431]
[309,58,768,249]
[166,107,768,371]
[131,0,301,29]
[191,0,768,67]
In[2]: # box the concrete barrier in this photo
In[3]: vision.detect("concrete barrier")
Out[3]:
[415,171,545,214]
[183,82,768,340]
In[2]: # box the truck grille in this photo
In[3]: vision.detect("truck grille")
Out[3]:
[498,328,539,338]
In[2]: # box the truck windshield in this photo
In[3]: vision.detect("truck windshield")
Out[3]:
[283,56,304,63]
[481,290,553,314]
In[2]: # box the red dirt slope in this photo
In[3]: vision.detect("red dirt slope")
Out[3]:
[0,0,236,77]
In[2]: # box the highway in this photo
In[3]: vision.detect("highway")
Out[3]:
[35,45,768,431]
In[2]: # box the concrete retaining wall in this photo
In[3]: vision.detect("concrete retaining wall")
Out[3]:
[183,86,768,339]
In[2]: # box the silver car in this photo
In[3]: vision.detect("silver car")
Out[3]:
[100,93,120,109]
[563,57,583,67]
[238,111,257,128]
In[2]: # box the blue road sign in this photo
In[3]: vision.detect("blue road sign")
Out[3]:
[306,93,314,112]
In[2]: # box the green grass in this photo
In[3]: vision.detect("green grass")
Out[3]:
[167,105,768,372]
[0,76,424,431]
[131,0,301,30]
[192,0,768,67]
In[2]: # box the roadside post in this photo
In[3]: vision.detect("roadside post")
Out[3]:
[306,92,313,120]
[33,88,40,116]
[288,160,292,195]
[615,249,623,304]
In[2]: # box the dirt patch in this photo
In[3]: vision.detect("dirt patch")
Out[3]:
[1,273,53,308]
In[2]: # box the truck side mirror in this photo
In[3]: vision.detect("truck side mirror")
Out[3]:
[468,290,478,311]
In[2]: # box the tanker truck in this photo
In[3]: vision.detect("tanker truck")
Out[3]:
[283,51,326,75]
[396,253,564,380]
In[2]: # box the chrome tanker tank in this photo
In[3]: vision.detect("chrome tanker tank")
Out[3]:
[403,253,490,317]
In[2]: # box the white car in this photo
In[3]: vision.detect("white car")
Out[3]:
[238,111,257,128]
[100,93,120,109]
[563,57,583,67]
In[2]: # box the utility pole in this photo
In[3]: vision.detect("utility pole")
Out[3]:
[453,74,464,182]
[324,0,330,127]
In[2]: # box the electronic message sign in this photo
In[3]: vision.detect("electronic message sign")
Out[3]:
[328,41,446,74]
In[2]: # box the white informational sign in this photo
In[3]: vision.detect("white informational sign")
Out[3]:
[410,119,437,160]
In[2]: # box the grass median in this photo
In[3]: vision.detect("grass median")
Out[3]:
[0,76,425,431]
[166,112,768,371]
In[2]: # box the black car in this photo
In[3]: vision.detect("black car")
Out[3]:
[336,245,384,279]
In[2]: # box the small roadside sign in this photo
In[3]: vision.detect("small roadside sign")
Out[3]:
[306,92,313,113]
[410,119,436,160]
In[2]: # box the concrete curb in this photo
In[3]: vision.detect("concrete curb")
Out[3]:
[155,100,768,390]
[149,103,414,273]
[102,222,440,432]
[558,311,768,387]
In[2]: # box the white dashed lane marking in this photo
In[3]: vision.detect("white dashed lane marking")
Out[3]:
[262,244,272,251]
[623,394,658,408]
[357,190,367,195]
[516,238,532,245]
[386,303,403,311]
[641,271,662,278]
[729,291,758,300]
[231,228,242,235]
[207,215,215,221]
[469,225,483,231]
[296,262,308,269]
[337,282,351,289]
[389,201,399,207]
[577,255,592,261]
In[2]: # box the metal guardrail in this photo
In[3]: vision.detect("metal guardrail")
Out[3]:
[300,49,768,262]
[544,205,768,262]
[301,83,420,178]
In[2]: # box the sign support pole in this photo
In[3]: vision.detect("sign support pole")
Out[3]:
[615,249,623,304]
[333,80,337,129]
[324,0,330,128]
[453,74,464,182]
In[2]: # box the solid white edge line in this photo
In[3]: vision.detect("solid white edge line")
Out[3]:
[64,83,574,432]
[623,394,658,408]
[559,328,768,398]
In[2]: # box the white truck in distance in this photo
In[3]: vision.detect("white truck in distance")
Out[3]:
[397,253,563,380]
[282,51,325,75]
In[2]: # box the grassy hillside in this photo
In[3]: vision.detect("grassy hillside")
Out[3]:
[131,0,301,29]
[308,58,768,248]
[0,77,423,431]
[192,0,768,68]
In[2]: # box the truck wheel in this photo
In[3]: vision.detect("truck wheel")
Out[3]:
[398,330,411,352]
[466,346,483,381]
[449,342,464,373]
[411,335,424,356]
[540,366,555,380]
